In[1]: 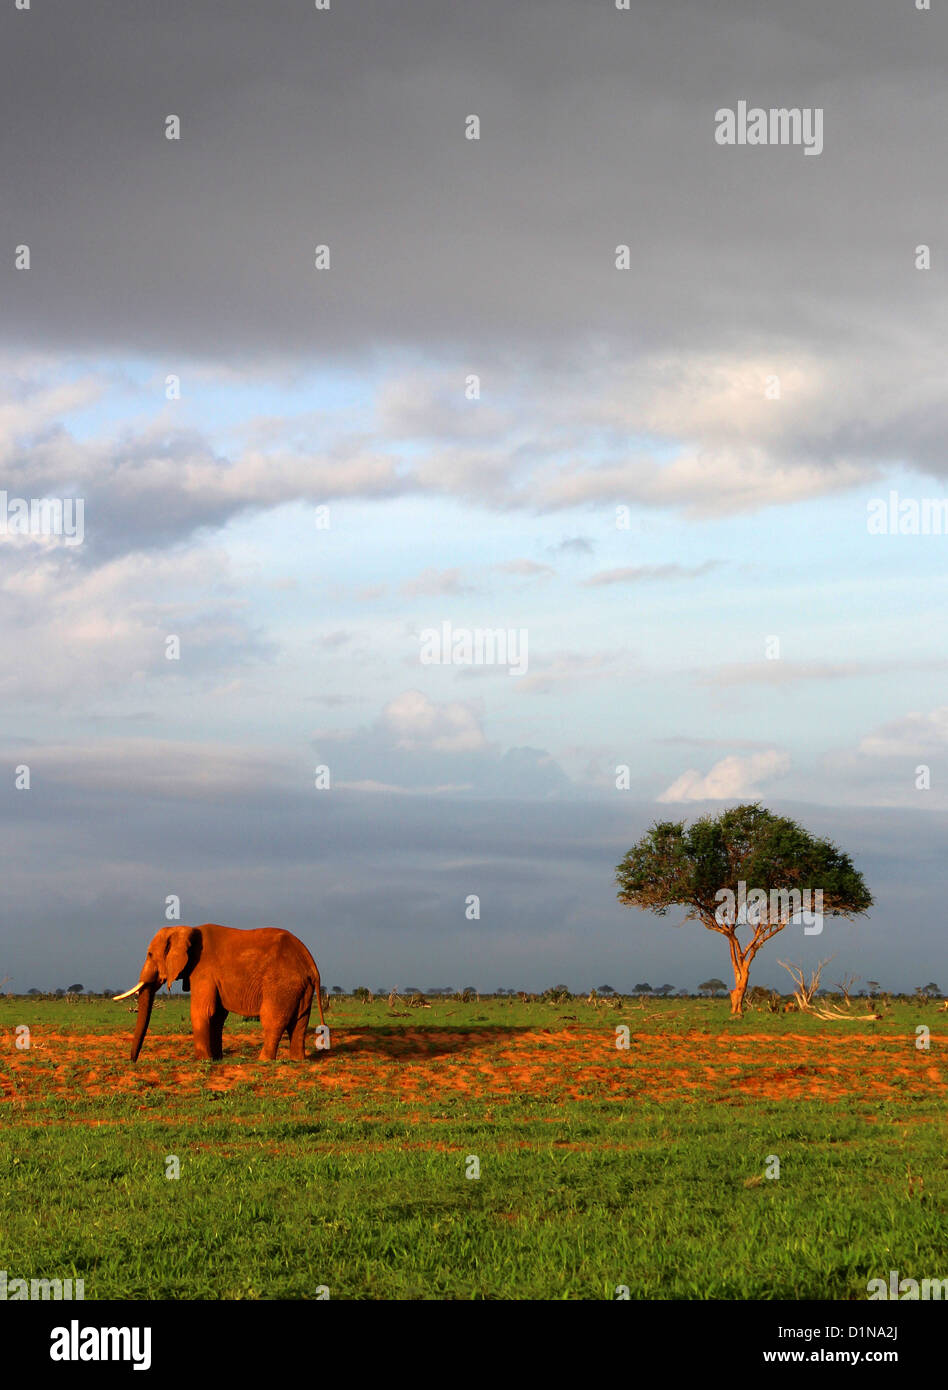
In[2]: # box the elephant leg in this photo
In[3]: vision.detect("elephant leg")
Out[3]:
[258,998,291,1061]
[191,1015,214,1061]
[208,1003,228,1061]
[287,999,312,1061]
[191,991,223,1061]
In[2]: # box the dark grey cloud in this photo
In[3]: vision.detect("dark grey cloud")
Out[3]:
[1,0,944,376]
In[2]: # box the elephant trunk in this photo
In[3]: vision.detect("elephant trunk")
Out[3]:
[129,981,157,1062]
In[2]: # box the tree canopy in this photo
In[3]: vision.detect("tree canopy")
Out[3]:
[616,804,872,1015]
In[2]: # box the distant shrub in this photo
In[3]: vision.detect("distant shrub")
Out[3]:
[542,984,572,1004]
[747,985,781,1013]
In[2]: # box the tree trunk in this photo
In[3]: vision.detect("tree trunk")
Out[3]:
[729,955,751,1016]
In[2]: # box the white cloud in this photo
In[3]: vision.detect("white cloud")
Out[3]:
[515,649,634,696]
[658,750,790,802]
[380,690,487,753]
[585,561,718,587]
[0,543,265,700]
[0,345,929,577]
[857,707,948,759]
[495,559,555,579]
[0,371,104,463]
[400,567,472,597]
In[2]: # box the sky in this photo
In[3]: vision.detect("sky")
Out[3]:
[1,0,946,995]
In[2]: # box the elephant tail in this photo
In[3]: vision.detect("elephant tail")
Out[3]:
[297,938,326,1027]
[313,971,326,1028]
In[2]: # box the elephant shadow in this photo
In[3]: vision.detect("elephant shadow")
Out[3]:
[327,1025,540,1061]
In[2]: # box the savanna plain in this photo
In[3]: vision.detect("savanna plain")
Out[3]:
[0,994,944,1300]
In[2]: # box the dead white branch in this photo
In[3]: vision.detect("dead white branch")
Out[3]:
[777,956,835,1012]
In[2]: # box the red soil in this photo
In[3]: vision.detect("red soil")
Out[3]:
[0,1026,942,1113]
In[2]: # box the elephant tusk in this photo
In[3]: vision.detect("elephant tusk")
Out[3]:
[113,982,146,1001]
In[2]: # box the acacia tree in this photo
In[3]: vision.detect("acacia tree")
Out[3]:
[615,804,872,1016]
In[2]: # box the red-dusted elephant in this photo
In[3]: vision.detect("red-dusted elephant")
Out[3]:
[114,923,326,1062]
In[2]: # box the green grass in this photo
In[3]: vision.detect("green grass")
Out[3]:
[0,996,944,1299]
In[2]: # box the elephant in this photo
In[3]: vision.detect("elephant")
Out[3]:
[113,923,326,1062]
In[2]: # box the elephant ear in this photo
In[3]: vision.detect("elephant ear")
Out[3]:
[164,927,199,987]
